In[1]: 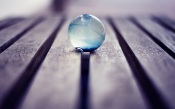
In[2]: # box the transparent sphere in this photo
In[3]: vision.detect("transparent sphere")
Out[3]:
[68,14,105,52]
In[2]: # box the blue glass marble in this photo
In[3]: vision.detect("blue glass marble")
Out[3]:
[68,14,105,52]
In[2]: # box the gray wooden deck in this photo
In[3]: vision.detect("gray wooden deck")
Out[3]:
[0,15,175,109]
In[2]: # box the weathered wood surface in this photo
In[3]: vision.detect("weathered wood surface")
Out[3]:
[137,18,175,53]
[114,19,175,109]
[152,17,175,33]
[0,16,175,109]
[19,20,149,109]
[0,18,31,46]
[0,17,43,53]
[0,18,14,29]
[0,18,24,32]
[90,21,147,109]
[19,20,80,109]
[0,18,61,108]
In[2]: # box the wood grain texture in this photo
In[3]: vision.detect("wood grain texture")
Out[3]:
[0,18,60,105]
[162,17,175,30]
[137,18,175,52]
[115,19,175,109]
[0,18,14,28]
[0,16,175,109]
[0,18,37,47]
[162,17,175,24]
[89,21,147,109]
[152,17,175,33]
[20,20,80,109]
[0,18,24,32]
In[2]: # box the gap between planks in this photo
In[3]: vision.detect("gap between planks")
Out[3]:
[152,16,175,33]
[79,52,90,109]
[1,16,174,109]
[107,17,170,109]
[0,18,24,32]
[0,17,44,53]
[129,17,175,60]
[0,17,65,109]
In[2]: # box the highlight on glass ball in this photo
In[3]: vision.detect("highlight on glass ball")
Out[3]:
[68,14,105,52]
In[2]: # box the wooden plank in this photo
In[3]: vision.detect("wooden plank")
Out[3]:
[0,17,40,48]
[0,18,61,106]
[20,20,80,109]
[89,21,147,109]
[114,19,175,109]
[1,17,65,109]
[158,17,175,28]
[152,17,175,33]
[137,18,175,52]
[0,18,14,27]
[0,18,44,53]
[0,18,24,31]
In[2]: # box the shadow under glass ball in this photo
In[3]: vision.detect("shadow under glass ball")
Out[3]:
[68,14,105,52]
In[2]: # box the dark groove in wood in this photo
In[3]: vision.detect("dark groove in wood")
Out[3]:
[0,17,44,54]
[157,16,175,25]
[0,18,65,109]
[0,18,24,31]
[151,16,175,33]
[129,17,175,60]
[107,18,170,109]
[0,18,14,26]
[0,18,9,24]
[79,52,90,109]
[164,17,175,24]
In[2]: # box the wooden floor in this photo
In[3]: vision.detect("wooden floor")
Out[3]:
[0,15,175,109]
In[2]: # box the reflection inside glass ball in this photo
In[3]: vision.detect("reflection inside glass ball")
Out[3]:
[68,14,105,52]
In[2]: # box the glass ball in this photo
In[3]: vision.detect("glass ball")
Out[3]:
[68,14,105,52]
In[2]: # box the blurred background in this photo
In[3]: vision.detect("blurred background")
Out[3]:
[0,0,175,19]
